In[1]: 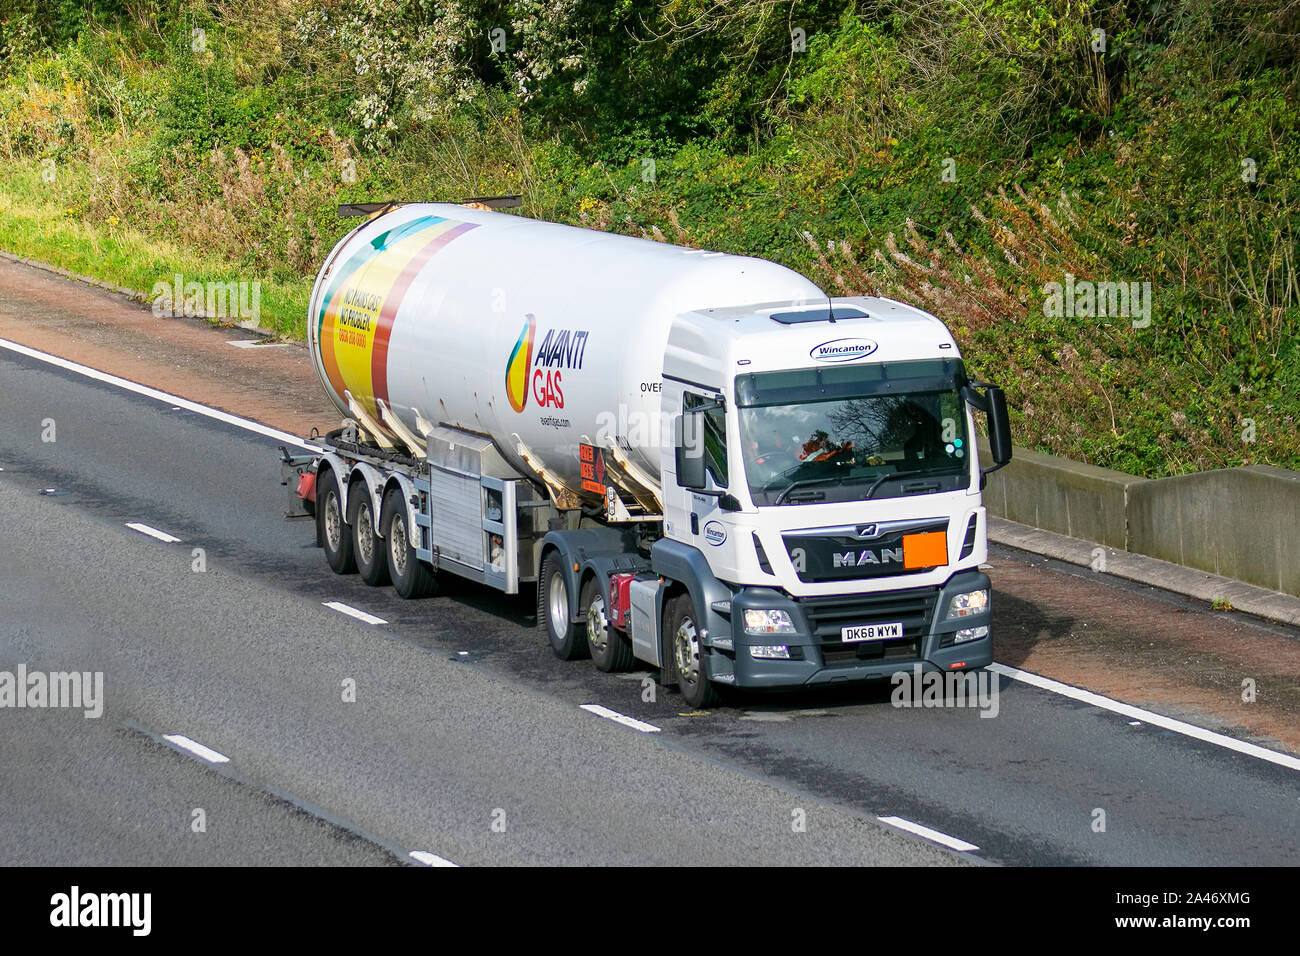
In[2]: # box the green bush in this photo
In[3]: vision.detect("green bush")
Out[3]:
[0,0,1294,477]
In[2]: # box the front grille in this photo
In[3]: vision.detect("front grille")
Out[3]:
[820,637,921,665]
[798,587,938,667]
[783,520,948,583]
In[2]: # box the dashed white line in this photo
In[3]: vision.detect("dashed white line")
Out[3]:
[163,734,230,764]
[0,336,318,450]
[990,662,1300,772]
[409,850,459,867]
[580,703,661,734]
[126,521,181,543]
[877,815,979,852]
[323,601,388,626]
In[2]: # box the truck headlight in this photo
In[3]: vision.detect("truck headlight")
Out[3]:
[750,644,791,660]
[954,625,989,644]
[743,609,796,634]
[945,588,989,619]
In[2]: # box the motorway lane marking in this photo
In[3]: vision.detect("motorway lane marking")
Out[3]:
[227,339,291,349]
[324,601,388,626]
[580,703,661,733]
[163,734,230,764]
[990,662,1300,773]
[126,521,182,543]
[0,336,319,451]
[877,815,979,852]
[409,850,459,867]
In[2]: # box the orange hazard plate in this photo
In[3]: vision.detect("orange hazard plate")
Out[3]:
[902,531,948,569]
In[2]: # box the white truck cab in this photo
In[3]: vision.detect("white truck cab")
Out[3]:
[641,296,1010,704]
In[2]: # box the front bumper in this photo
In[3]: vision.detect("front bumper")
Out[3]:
[707,570,992,689]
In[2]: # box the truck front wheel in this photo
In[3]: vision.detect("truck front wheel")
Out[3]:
[665,593,721,709]
[382,488,436,599]
[538,552,589,660]
[318,468,356,575]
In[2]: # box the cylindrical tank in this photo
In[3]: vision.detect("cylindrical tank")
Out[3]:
[307,202,824,503]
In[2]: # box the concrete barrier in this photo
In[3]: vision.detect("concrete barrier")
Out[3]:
[980,444,1146,550]
[978,439,1300,598]
[1128,465,1300,597]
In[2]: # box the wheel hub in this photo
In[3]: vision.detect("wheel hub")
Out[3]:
[357,502,374,564]
[390,514,408,576]
[587,596,608,652]
[547,571,568,637]
[324,492,342,550]
[674,616,701,684]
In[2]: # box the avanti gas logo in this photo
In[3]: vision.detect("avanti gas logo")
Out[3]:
[505,316,590,412]
[505,315,536,412]
[809,337,878,363]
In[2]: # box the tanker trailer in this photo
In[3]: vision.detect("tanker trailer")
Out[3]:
[292,199,1012,707]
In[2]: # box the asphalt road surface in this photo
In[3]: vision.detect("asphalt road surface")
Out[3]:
[1,343,1297,866]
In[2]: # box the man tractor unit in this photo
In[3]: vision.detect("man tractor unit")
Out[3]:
[290,198,1012,706]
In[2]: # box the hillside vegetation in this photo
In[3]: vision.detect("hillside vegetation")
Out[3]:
[0,0,1296,478]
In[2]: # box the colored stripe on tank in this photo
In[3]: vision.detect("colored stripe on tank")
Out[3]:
[317,216,448,402]
[315,215,478,416]
[370,220,479,409]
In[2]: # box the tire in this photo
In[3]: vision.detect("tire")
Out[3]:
[317,467,356,575]
[665,592,721,709]
[349,484,390,587]
[382,488,436,599]
[585,577,635,672]
[538,551,589,660]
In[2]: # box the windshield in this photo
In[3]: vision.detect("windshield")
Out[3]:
[736,359,971,506]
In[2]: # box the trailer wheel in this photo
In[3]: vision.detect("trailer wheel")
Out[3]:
[382,488,436,599]
[349,487,390,587]
[538,552,589,660]
[585,577,635,672]
[665,593,721,709]
[318,467,356,575]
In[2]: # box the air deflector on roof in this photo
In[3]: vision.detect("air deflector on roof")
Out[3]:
[769,305,869,325]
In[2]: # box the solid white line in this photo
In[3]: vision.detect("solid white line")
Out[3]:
[409,850,459,867]
[0,336,318,450]
[323,601,388,626]
[877,815,979,852]
[580,703,661,734]
[126,521,181,543]
[227,339,291,350]
[989,662,1300,773]
[163,734,230,764]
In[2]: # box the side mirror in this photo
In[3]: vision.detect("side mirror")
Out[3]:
[675,412,706,490]
[985,385,1012,470]
[963,382,1013,476]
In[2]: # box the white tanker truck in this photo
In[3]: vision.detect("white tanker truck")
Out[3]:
[288,198,1012,706]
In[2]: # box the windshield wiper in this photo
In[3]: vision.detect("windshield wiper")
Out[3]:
[862,468,944,500]
[771,467,953,505]
[771,476,842,505]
